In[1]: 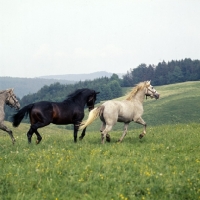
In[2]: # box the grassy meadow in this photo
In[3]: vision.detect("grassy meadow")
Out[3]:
[1,81,200,200]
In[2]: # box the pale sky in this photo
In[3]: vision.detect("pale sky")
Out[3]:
[0,0,200,78]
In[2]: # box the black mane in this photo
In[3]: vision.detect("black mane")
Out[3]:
[65,88,90,101]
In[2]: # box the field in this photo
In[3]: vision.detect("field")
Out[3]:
[1,81,200,200]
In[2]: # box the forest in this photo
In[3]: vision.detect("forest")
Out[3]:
[4,58,200,121]
[122,58,200,86]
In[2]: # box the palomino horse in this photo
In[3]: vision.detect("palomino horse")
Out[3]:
[79,81,159,144]
[0,89,20,144]
[12,88,99,144]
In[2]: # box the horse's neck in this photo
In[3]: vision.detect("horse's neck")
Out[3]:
[72,95,87,107]
[0,94,6,108]
[132,89,146,103]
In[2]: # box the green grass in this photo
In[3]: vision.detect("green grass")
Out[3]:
[0,122,200,200]
[1,81,200,199]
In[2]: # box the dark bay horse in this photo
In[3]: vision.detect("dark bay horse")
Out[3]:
[0,89,20,144]
[79,81,159,144]
[12,88,99,144]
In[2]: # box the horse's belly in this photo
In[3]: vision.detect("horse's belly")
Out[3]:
[117,116,132,123]
[52,119,71,125]
[52,116,73,125]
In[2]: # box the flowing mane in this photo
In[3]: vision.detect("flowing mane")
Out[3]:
[125,82,147,100]
[0,90,6,94]
[64,88,88,101]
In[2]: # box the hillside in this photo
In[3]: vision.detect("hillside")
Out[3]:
[1,82,200,199]
[79,81,200,132]
[1,121,200,199]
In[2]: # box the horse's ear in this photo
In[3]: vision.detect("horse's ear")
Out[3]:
[7,88,13,93]
[146,81,151,86]
[88,96,94,102]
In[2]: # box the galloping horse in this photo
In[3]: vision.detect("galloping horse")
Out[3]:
[12,88,99,144]
[0,89,20,144]
[79,81,159,144]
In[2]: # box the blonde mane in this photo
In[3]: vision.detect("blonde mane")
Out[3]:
[125,82,147,100]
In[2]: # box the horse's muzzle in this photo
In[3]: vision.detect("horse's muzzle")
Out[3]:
[15,103,20,110]
[154,93,160,99]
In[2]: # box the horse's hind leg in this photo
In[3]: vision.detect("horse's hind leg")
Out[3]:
[101,125,113,144]
[27,127,34,144]
[118,123,129,142]
[100,122,106,132]
[0,123,15,144]
[27,123,46,144]
[100,122,111,142]
[35,130,42,144]
[28,122,50,144]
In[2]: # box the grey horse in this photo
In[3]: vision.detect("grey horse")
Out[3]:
[79,81,159,144]
[0,89,20,144]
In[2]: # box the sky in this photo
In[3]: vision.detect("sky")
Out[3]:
[0,0,200,78]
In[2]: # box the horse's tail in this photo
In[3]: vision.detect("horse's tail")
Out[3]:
[12,104,34,127]
[79,106,104,130]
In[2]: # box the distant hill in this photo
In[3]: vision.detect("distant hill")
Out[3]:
[40,71,124,81]
[0,71,123,98]
[0,77,74,98]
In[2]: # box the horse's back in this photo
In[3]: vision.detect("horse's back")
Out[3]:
[102,100,143,123]
[32,101,53,112]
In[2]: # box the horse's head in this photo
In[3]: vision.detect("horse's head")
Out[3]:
[145,81,160,100]
[6,89,20,109]
[87,91,100,111]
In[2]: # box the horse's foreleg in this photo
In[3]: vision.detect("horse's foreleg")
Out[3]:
[0,123,15,144]
[74,124,79,143]
[79,127,86,140]
[135,117,147,139]
[118,123,129,142]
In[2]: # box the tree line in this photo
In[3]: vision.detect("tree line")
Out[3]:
[20,74,122,106]
[121,58,200,86]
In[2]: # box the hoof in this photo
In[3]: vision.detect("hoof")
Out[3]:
[36,140,41,144]
[106,137,111,142]
[79,136,83,140]
[139,134,143,139]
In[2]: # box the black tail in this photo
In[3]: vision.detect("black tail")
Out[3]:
[12,104,34,127]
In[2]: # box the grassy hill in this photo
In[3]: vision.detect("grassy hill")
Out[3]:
[1,81,200,199]
[1,122,200,199]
